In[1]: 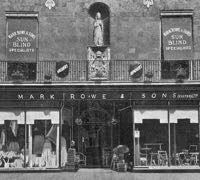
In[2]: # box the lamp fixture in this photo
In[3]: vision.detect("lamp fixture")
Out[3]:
[75,101,82,125]
[111,102,118,125]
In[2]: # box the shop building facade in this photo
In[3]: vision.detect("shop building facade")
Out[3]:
[0,0,199,171]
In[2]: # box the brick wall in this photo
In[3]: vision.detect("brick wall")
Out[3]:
[0,0,199,61]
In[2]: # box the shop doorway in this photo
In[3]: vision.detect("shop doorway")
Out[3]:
[77,107,114,167]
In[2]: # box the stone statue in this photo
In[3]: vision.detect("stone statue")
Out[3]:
[93,12,104,46]
[87,47,110,80]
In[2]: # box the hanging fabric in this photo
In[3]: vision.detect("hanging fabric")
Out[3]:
[33,134,45,155]
[42,139,52,167]
[61,136,67,166]
[10,120,18,137]
[46,125,57,145]
[0,129,6,146]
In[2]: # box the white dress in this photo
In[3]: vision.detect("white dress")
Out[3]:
[61,137,67,167]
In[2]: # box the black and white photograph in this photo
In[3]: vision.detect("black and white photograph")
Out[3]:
[0,0,199,180]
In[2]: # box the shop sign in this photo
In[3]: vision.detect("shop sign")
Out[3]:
[65,92,130,100]
[65,91,200,101]
[7,17,37,62]
[17,93,56,100]
[131,91,199,100]
[162,17,193,60]
[0,90,200,101]
[4,92,62,101]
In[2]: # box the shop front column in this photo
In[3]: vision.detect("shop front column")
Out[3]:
[56,125,59,167]
[59,107,62,168]
[168,101,171,166]
[132,102,140,166]
[24,109,27,167]
[28,124,32,167]
[198,102,200,167]
[173,123,176,166]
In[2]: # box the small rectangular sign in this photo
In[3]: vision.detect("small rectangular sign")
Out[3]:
[134,130,140,138]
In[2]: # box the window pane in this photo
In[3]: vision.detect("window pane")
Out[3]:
[171,119,199,166]
[161,60,189,79]
[7,62,36,81]
[134,115,168,167]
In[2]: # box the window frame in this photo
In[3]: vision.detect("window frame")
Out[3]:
[160,10,193,80]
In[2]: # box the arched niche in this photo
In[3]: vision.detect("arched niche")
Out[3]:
[88,2,110,46]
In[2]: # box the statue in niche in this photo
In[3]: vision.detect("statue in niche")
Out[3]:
[93,12,104,46]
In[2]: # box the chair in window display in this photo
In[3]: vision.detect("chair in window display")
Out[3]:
[190,154,197,165]
[140,153,148,166]
[150,152,158,166]
[189,145,198,165]
[174,153,181,165]
[110,153,119,170]
[140,147,151,166]
[149,146,159,166]
[157,151,168,166]
[76,152,87,167]
[189,145,197,152]
[179,150,190,165]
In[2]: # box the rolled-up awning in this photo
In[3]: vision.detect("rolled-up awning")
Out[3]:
[134,109,168,123]
[26,110,59,124]
[134,109,198,124]
[170,109,198,123]
[0,111,25,124]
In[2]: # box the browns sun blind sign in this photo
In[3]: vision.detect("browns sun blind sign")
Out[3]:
[6,13,38,62]
[161,11,193,60]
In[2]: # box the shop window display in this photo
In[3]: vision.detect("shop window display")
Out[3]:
[0,121,25,168]
[0,110,63,169]
[134,108,199,168]
[28,120,59,168]
[170,119,199,166]
[134,119,168,167]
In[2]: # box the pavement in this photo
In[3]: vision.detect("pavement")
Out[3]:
[0,168,200,180]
